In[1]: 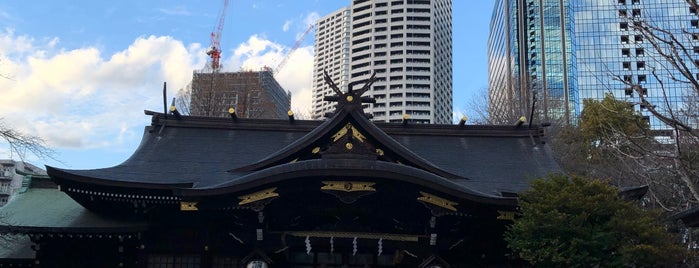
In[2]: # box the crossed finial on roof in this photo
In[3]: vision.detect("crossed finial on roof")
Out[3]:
[323,70,377,109]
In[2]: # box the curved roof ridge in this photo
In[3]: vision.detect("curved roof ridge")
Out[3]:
[233,104,466,180]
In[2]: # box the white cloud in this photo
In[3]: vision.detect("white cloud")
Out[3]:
[304,12,320,27]
[0,29,314,156]
[222,35,314,113]
[282,20,292,32]
[0,28,35,56]
[275,46,314,115]
[0,30,205,151]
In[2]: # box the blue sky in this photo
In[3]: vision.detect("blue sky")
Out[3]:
[0,0,494,169]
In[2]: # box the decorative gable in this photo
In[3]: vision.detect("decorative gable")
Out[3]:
[233,72,465,180]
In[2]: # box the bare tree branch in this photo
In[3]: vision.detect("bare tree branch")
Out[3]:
[0,119,55,161]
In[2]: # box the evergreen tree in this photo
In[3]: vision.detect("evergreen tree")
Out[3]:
[505,174,682,267]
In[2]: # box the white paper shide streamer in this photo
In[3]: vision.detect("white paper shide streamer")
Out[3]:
[352,237,358,256]
[330,236,334,253]
[305,236,311,255]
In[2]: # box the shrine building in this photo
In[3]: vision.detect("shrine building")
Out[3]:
[0,75,563,267]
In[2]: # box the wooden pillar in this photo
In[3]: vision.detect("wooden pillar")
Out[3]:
[137,243,147,268]
[201,245,212,268]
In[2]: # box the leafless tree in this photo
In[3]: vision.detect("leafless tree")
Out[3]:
[552,1,699,213]
[0,63,53,161]
[462,86,494,125]
[466,85,529,125]
[176,72,274,119]
[174,82,192,116]
[615,2,699,207]
[0,120,54,162]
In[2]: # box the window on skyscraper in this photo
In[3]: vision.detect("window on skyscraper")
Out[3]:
[621,35,630,43]
[637,61,645,70]
[632,9,641,17]
[620,22,629,31]
[640,87,648,96]
[638,75,647,83]
[622,48,631,57]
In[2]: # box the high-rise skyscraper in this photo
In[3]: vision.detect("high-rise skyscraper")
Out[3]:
[312,0,453,124]
[489,0,697,131]
[488,0,578,125]
[312,7,351,119]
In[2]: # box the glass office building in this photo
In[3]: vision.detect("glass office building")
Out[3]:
[574,0,697,132]
[488,0,578,125]
[490,0,698,131]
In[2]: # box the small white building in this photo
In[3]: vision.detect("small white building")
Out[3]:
[0,160,47,206]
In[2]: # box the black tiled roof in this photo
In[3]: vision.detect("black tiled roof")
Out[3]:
[47,109,562,203]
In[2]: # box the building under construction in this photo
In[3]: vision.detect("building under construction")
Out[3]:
[189,69,291,119]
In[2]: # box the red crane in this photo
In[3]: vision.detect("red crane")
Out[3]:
[275,24,314,74]
[207,0,230,72]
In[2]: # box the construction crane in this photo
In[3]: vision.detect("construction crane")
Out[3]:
[274,24,314,75]
[207,0,230,72]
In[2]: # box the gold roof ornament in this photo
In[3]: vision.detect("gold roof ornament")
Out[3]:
[321,181,376,193]
[180,201,198,211]
[417,191,458,212]
[321,181,377,204]
[238,188,280,205]
[497,210,516,221]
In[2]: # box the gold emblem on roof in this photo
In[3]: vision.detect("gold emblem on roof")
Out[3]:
[332,123,366,143]
[180,201,198,211]
[417,191,458,212]
[321,181,376,192]
[238,187,280,205]
[497,210,516,221]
